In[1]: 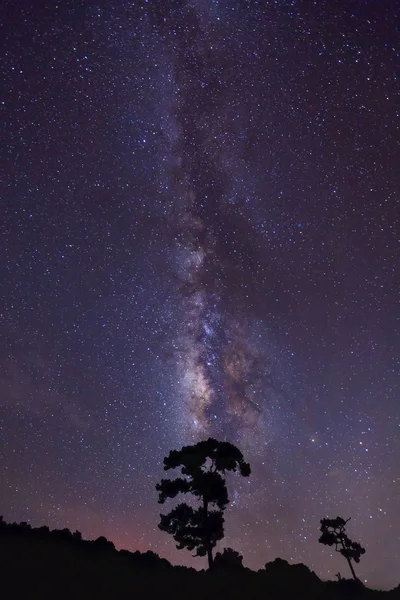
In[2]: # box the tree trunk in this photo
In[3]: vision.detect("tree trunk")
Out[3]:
[340,540,357,580]
[207,546,214,570]
[203,497,213,570]
[346,556,357,581]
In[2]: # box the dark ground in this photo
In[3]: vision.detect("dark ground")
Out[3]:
[0,519,399,599]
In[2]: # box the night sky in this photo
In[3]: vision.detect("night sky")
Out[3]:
[1,0,399,590]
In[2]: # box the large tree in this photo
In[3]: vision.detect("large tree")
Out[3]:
[318,516,365,581]
[155,438,251,569]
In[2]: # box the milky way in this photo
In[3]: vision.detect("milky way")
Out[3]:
[1,0,399,591]
[152,3,287,447]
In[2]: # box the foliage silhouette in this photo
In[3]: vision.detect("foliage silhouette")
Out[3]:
[214,547,244,570]
[319,517,366,581]
[155,438,251,569]
[261,557,322,589]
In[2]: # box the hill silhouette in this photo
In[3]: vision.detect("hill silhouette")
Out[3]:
[0,517,398,599]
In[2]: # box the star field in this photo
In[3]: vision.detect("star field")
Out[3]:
[1,0,399,590]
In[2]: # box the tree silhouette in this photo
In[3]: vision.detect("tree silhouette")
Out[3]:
[155,438,251,570]
[318,517,365,581]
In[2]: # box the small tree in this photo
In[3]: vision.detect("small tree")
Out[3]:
[319,517,365,581]
[156,438,251,569]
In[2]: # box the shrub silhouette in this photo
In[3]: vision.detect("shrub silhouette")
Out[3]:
[214,547,244,570]
[155,438,251,569]
[93,535,115,552]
